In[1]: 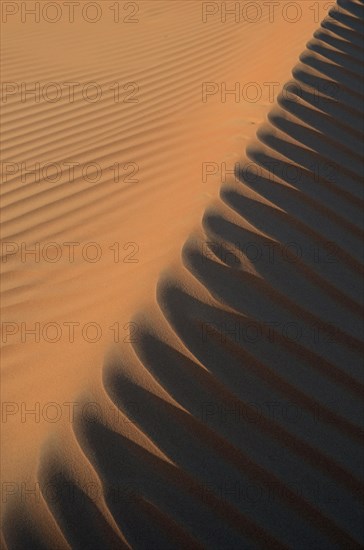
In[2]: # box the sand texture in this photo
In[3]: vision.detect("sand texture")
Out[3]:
[1,0,363,548]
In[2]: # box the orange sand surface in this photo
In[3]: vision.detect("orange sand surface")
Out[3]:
[1,0,363,547]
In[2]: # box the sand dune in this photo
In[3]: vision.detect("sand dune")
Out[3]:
[1,0,364,548]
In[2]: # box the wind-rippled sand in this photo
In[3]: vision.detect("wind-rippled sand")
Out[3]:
[1,0,363,548]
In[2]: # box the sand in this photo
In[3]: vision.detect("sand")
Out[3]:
[1,0,363,548]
